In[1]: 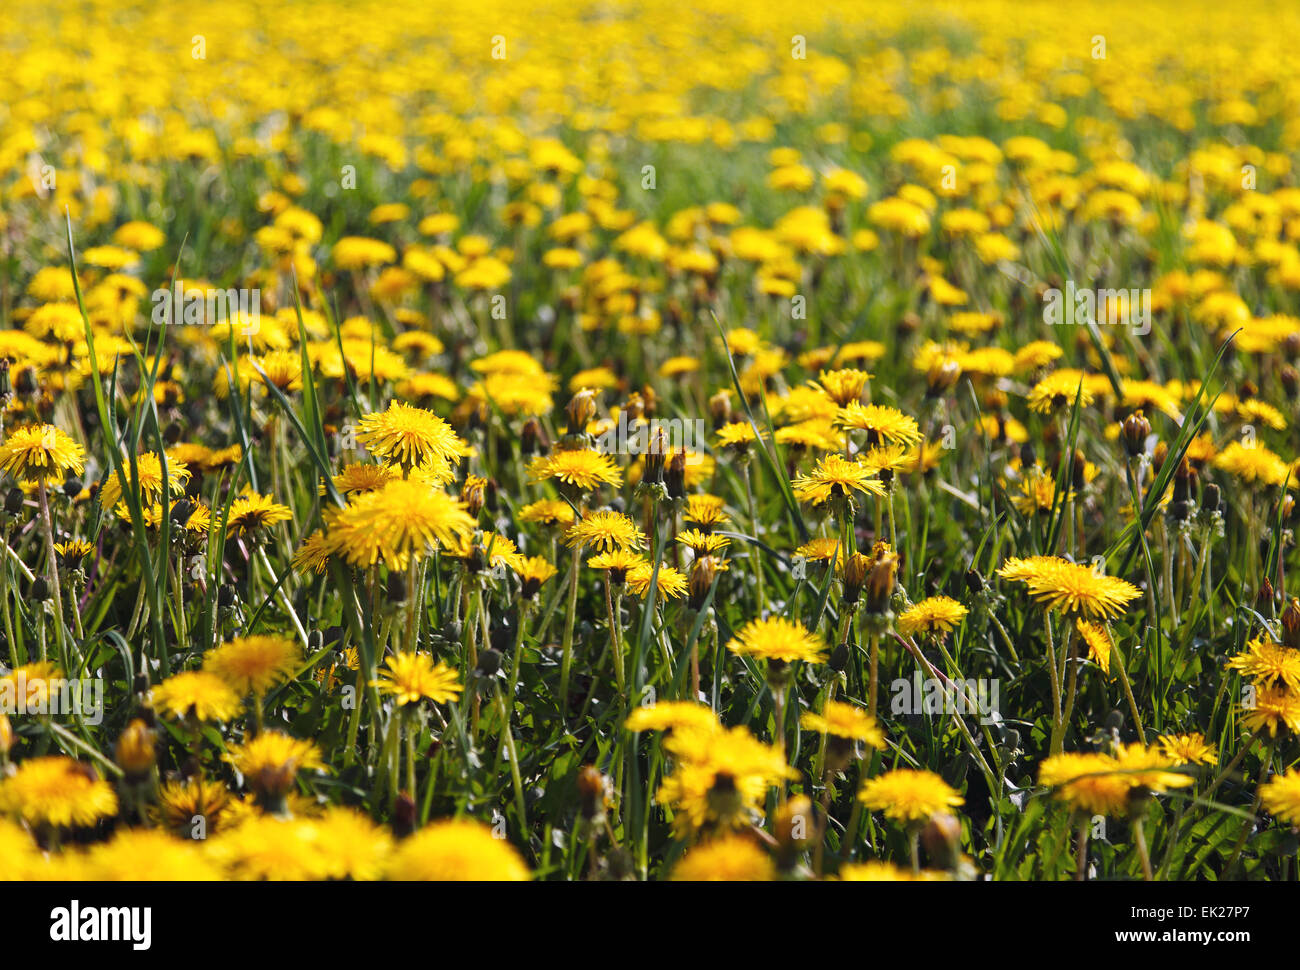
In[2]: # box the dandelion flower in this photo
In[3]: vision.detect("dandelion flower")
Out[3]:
[565,509,645,551]
[792,453,886,506]
[728,616,826,665]
[671,834,775,881]
[528,448,622,492]
[858,769,964,824]
[0,756,117,828]
[386,819,530,880]
[151,670,243,722]
[204,635,300,696]
[800,700,886,748]
[371,653,462,706]
[897,596,969,637]
[356,401,465,474]
[0,425,85,484]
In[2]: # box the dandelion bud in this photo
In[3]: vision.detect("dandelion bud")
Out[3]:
[921,812,962,870]
[1283,598,1300,650]
[1203,483,1220,514]
[14,367,35,397]
[1239,379,1258,401]
[578,765,607,821]
[31,577,49,601]
[386,571,408,604]
[644,428,669,485]
[1283,365,1300,400]
[829,640,850,671]
[115,718,157,781]
[476,648,502,678]
[863,550,900,615]
[1019,443,1036,468]
[925,359,961,398]
[1121,410,1150,458]
[1151,441,1168,476]
[709,390,732,429]
[688,555,716,612]
[1071,448,1087,489]
[1171,459,1195,521]
[624,392,646,423]
[170,497,195,527]
[1259,576,1275,606]
[965,567,984,594]
[565,389,598,435]
[842,552,871,608]
[665,449,687,500]
[521,417,549,456]
[62,477,82,499]
[775,794,815,853]
[218,583,237,608]
[393,791,417,839]
[461,475,486,518]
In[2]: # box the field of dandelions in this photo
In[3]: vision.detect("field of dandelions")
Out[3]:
[2,0,1300,882]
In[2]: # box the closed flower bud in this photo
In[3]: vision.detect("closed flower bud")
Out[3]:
[476,647,502,678]
[1152,441,1168,475]
[1071,448,1087,489]
[829,640,850,672]
[864,549,900,615]
[965,567,984,594]
[925,359,961,398]
[578,765,607,821]
[1203,483,1220,513]
[842,552,871,607]
[624,392,646,423]
[775,794,815,851]
[665,449,687,500]
[393,791,417,839]
[644,428,669,485]
[1284,598,1300,650]
[1282,365,1299,400]
[688,555,717,612]
[1121,410,1150,458]
[115,718,157,781]
[31,577,49,602]
[386,570,408,604]
[460,476,487,517]
[521,417,549,456]
[565,389,598,435]
[921,812,962,870]
[709,390,732,429]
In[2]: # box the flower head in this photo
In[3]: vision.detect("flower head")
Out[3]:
[0,425,85,484]
[728,616,827,665]
[386,819,530,880]
[858,769,964,824]
[0,756,117,828]
[356,401,465,474]
[997,556,1141,619]
[371,653,462,706]
[151,670,244,722]
[204,635,299,696]
[897,596,968,637]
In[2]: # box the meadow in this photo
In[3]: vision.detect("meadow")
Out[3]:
[1,0,1299,881]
